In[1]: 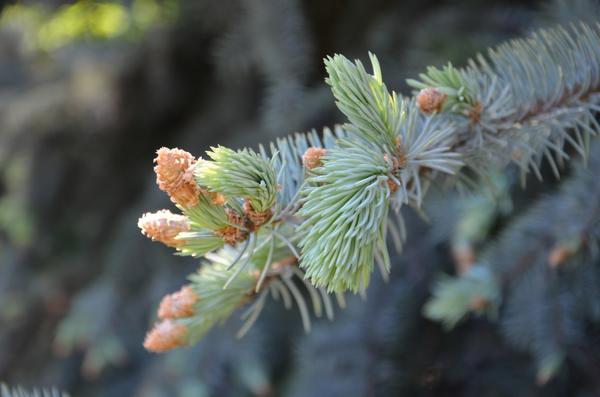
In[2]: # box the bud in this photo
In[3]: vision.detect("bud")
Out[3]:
[386,178,399,193]
[469,296,488,312]
[271,256,297,271]
[138,210,190,248]
[154,147,202,208]
[548,237,582,268]
[158,286,199,319]
[243,199,272,228]
[548,245,573,268]
[143,320,188,353]
[416,87,447,114]
[383,149,405,194]
[452,245,476,275]
[302,147,327,170]
[215,209,248,245]
[468,101,483,123]
[208,191,226,206]
[394,137,407,168]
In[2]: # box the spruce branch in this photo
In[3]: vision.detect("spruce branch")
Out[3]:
[423,266,499,329]
[425,139,600,382]
[411,23,600,181]
[299,55,461,292]
[138,21,600,350]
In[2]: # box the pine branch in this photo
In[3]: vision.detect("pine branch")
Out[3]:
[301,22,600,294]
[410,23,600,181]
[137,21,600,351]
[424,139,600,382]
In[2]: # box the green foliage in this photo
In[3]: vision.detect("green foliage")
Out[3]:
[450,171,513,248]
[299,55,461,293]
[0,0,178,53]
[393,99,462,204]
[181,195,229,230]
[175,227,224,258]
[424,266,500,329]
[0,158,32,246]
[184,259,257,344]
[248,225,297,271]
[299,139,392,293]
[183,224,339,341]
[195,146,278,213]
[53,283,126,378]
[535,353,564,385]
[324,53,402,150]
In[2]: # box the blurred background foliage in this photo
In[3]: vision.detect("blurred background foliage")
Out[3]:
[0,0,599,396]
[0,0,177,52]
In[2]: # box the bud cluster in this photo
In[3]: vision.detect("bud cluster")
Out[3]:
[416,87,448,114]
[143,320,188,353]
[154,147,201,208]
[302,147,327,170]
[215,209,249,245]
[137,210,190,248]
[144,286,200,353]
